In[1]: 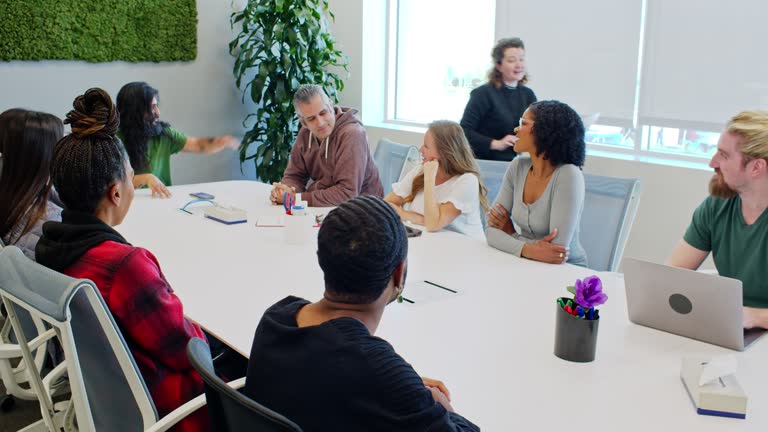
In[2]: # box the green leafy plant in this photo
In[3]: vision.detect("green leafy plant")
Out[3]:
[230,0,348,182]
[0,0,197,62]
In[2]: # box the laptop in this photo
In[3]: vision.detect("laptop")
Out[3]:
[623,258,767,351]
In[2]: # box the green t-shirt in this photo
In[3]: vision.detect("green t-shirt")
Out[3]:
[684,196,768,308]
[117,127,187,186]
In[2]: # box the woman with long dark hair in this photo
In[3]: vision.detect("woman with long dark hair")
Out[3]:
[0,109,64,259]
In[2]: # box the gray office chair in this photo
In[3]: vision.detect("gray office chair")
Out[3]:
[373,139,417,196]
[580,174,641,272]
[476,159,510,205]
[0,245,216,432]
[187,338,303,432]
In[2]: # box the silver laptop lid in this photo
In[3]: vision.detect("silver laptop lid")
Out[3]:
[623,258,746,351]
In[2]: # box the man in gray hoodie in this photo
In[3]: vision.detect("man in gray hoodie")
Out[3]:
[270,84,384,207]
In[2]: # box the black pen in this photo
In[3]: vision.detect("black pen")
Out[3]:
[401,296,415,304]
[424,280,457,293]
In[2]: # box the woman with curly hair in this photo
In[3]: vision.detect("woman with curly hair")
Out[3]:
[486,100,587,266]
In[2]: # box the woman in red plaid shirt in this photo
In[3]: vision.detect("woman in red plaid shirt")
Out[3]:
[35,88,208,432]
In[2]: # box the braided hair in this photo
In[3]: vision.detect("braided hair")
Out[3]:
[317,196,408,304]
[52,88,128,213]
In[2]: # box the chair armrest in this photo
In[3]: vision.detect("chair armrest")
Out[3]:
[144,377,247,432]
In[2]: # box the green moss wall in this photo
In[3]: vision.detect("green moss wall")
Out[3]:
[0,0,197,62]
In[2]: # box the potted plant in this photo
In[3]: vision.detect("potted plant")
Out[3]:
[229,0,348,182]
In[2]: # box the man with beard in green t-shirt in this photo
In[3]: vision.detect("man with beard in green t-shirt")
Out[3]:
[116,82,239,198]
[668,110,768,330]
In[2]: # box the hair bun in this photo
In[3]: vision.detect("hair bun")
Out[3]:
[64,88,119,140]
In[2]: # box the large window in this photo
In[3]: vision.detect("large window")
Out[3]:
[393,0,495,124]
[389,0,768,165]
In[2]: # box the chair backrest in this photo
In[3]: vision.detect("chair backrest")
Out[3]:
[476,159,510,205]
[580,112,600,131]
[0,245,158,432]
[580,174,641,272]
[399,145,422,182]
[187,338,303,432]
[373,139,417,196]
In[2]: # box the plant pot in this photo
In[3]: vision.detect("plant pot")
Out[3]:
[553,297,599,363]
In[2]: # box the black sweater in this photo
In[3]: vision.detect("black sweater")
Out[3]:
[460,83,537,161]
[244,296,480,432]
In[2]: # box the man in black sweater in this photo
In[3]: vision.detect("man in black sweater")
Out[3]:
[243,196,480,431]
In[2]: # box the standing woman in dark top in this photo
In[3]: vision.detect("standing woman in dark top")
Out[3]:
[460,37,537,161]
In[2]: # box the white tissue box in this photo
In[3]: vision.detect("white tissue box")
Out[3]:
[203,205,247,225]
[680,356,747,419]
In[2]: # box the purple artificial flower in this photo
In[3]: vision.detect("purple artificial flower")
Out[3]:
[574,275,608,308]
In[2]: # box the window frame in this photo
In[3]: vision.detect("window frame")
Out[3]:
[383,0,719,169]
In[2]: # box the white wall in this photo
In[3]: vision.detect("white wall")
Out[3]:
[0,0,256,184]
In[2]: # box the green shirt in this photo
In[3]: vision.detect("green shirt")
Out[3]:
[117,127,186,186]
[684,196,768,308]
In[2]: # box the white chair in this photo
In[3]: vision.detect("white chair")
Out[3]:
[398,145,422,183]
[0,236,54,414]
[0,245,244,432]
[580,174,642,272]
[373,139,418,196]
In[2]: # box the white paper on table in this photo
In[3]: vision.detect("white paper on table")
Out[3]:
[254,214,286,227]
[699,354,738,386]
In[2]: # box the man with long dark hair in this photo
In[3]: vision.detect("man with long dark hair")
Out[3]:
[116,82,239,198]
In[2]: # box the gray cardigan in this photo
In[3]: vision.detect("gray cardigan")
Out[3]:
[2,200,62,261]
[486,156,587,266]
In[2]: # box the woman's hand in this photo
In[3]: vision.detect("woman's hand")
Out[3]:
[490,134,517,151]
[522,229,569,264]
[423,160,439,184]
[487,203,514,235]
[387,201,406,220]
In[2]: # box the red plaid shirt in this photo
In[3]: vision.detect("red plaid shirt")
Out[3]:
[64,240,208,432]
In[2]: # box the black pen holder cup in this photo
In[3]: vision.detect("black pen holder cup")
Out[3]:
[553,298,599,363]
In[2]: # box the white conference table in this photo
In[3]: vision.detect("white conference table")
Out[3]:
[117,180,767,431]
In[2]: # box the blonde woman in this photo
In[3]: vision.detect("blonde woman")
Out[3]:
[385,120,488,240]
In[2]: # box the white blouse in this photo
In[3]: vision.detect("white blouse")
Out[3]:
[392,166,485,241]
